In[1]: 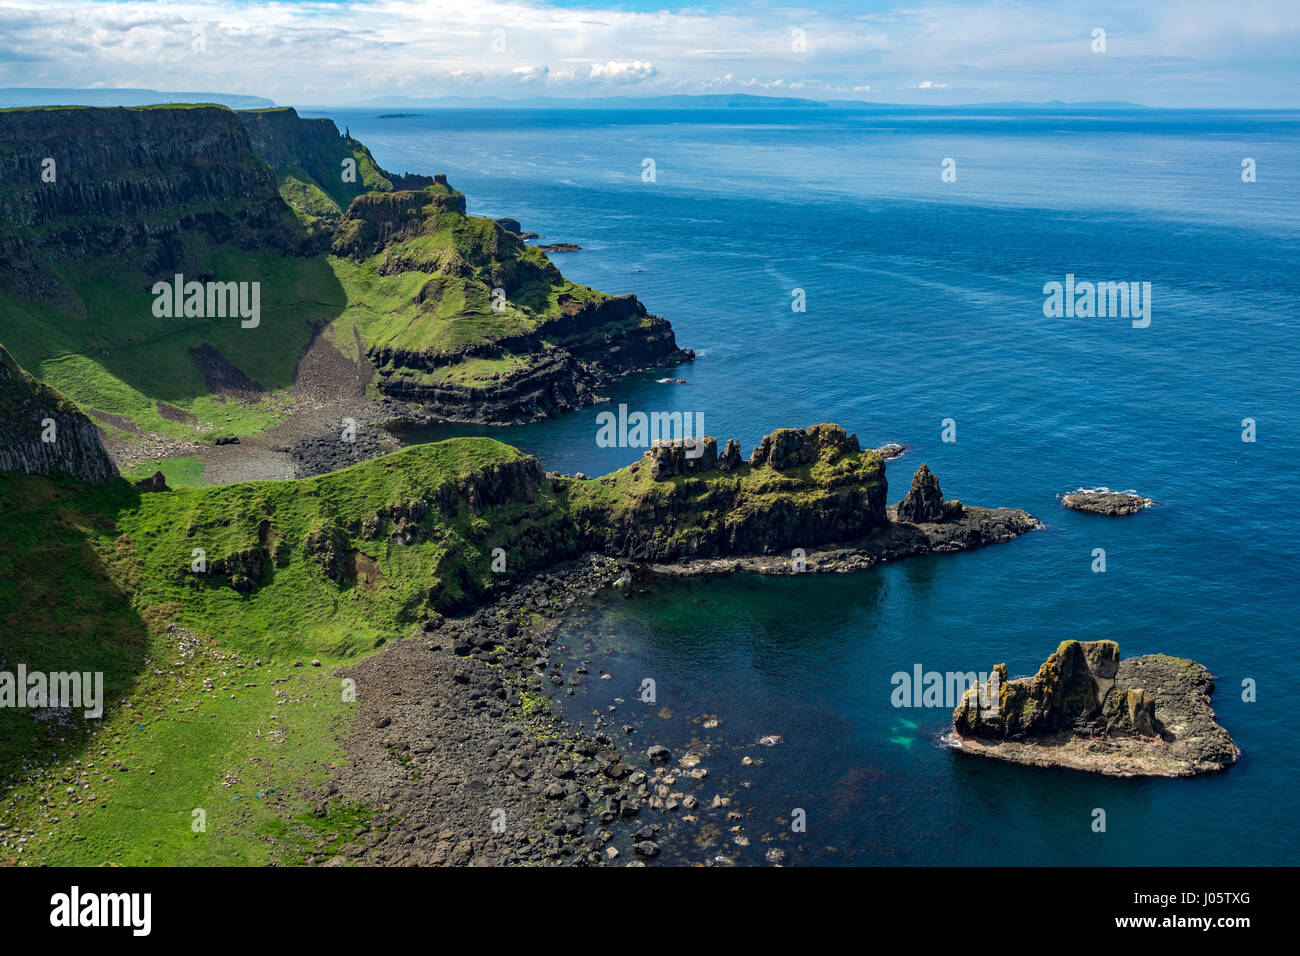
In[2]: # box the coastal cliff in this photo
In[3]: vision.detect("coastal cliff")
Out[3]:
[239,107,434,218]
[333,186,689,422]
[0,104,690,447]
[107,423,1031,618]
[0,345,118,483]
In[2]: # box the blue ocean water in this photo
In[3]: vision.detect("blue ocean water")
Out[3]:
[323,106,1299,865]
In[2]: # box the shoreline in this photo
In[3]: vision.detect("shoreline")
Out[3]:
[307,502,1041,865]
[315,556,700,865]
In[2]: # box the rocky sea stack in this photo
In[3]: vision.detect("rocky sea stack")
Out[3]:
[949,640,1239,777]
[895,463,963,523]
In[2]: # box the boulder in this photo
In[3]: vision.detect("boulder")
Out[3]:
[133,470,169,492]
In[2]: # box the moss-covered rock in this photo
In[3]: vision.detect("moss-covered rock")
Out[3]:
[951,640,1239,777]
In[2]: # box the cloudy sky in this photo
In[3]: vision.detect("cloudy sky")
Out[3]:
[0,0,1296,107]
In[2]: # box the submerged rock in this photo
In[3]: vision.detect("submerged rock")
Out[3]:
[949,640,1238,777]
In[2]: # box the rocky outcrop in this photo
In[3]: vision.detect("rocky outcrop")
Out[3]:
[0,345,119,483]
[575,424,889,560]
[1061,489,1153,516]
[330,189,470,264]
[895,463,963,523]
[373,293,691,424]
[948,640,1239,777]
[645,504,1039,577]
[748,424,861,469]
[133,471,169,492]
[644,437,717,479]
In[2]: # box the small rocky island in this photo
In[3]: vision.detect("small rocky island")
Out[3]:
[1062,489,1153,515]
[947,640,1239,777]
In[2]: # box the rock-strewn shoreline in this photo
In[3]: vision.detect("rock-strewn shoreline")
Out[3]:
[317,556,725,866]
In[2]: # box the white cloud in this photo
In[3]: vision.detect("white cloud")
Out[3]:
[0,0,1293,106]
[587,60,657,82]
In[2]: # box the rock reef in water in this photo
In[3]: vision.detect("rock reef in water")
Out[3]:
[948,640,1239,777]
[1062,489,1153,515]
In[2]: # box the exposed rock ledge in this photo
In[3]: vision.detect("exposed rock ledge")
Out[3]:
[945,640,1239,777]
[641,504,1038,577]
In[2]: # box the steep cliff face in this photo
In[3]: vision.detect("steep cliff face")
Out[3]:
[0,106,293,270]
[238,107,434,217]
[569,424,889,559]
[0,345,119,483]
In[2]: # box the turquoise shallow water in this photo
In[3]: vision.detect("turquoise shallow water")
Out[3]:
[323,106,1299,865]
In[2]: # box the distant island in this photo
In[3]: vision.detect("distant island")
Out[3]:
[0,87,276,109]
[334,93,1149,111]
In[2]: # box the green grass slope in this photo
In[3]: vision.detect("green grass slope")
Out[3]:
[0,437,575,864]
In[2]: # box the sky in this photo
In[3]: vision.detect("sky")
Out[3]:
[0,0,1296,107]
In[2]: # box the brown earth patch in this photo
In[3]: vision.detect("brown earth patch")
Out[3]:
[87,410,141,434]
[346,549,384,590]
[188,343,264,396]
[156,400,198,424]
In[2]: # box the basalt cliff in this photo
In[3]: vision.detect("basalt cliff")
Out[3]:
[0,344,118,483]
[0,104,689,460]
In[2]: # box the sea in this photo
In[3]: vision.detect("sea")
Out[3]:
[318,105,1299,865]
